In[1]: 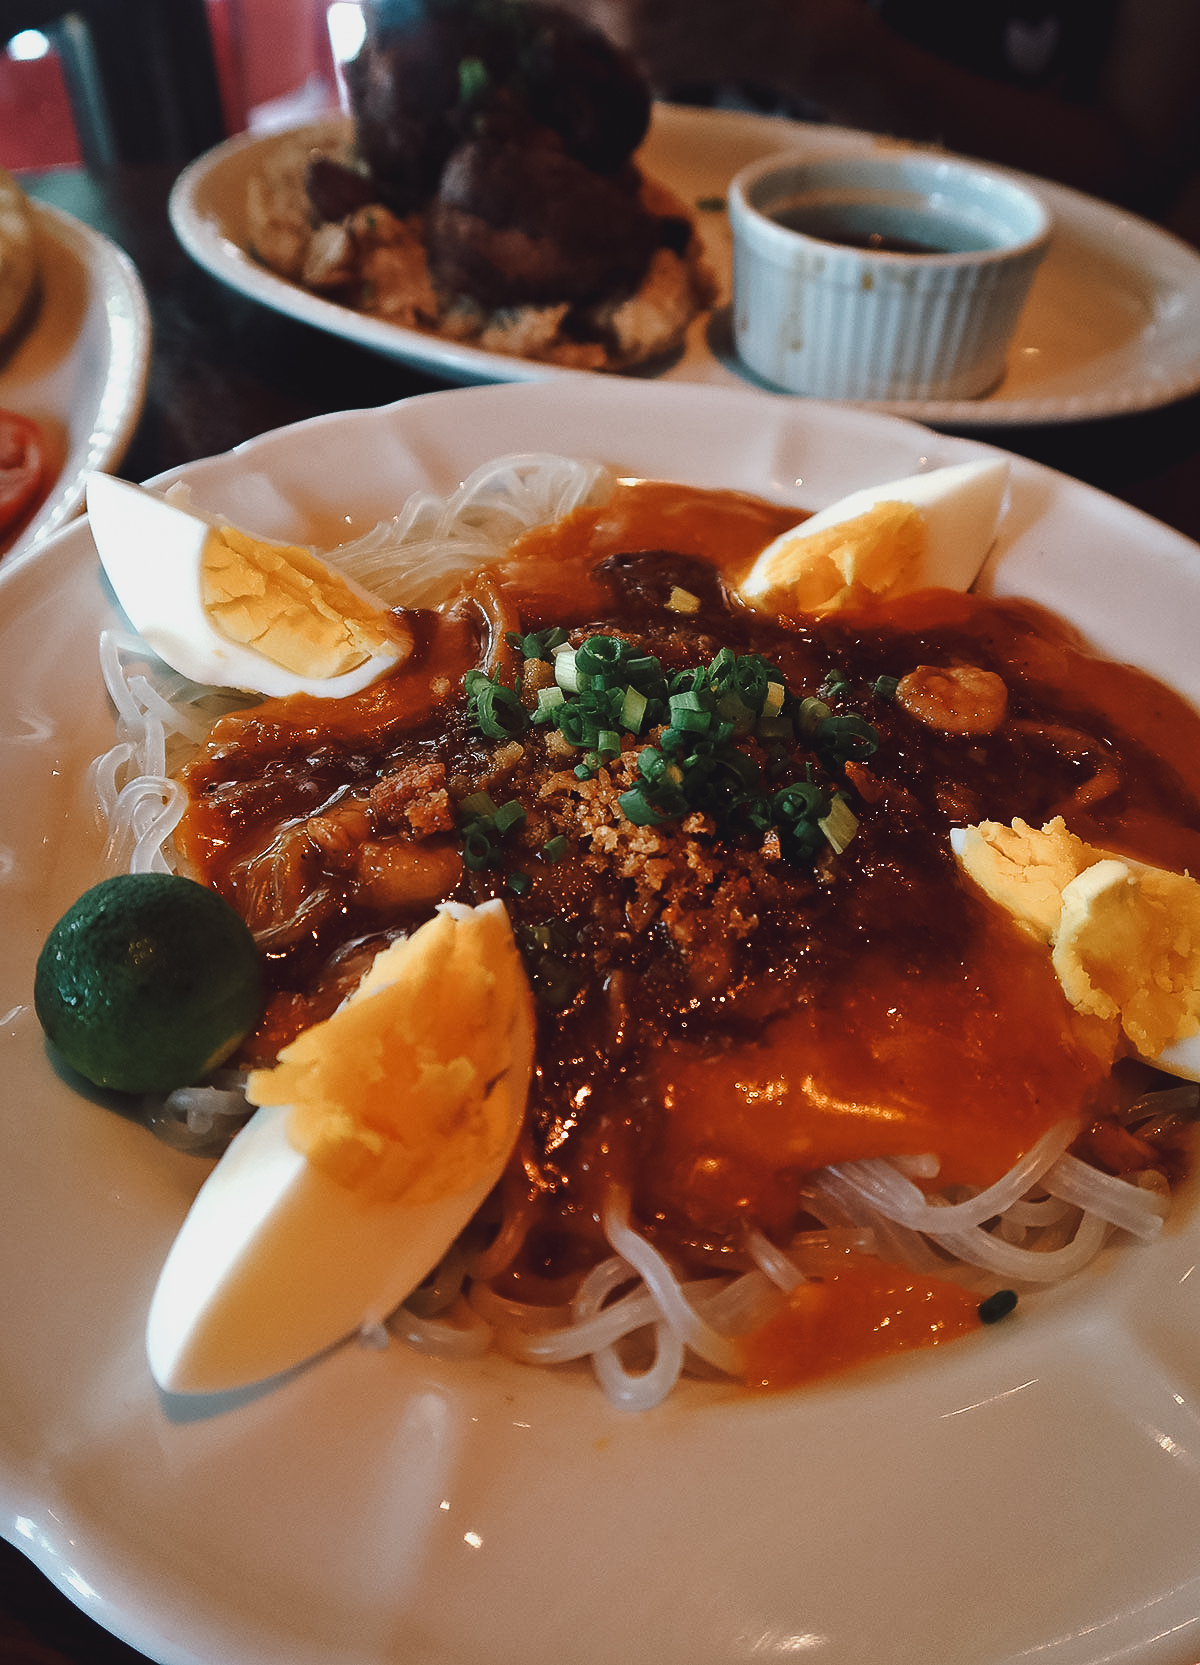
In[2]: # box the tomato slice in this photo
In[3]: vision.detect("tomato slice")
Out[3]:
[0,408,44,537]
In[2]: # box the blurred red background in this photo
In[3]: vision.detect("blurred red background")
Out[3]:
[0,0,342,172]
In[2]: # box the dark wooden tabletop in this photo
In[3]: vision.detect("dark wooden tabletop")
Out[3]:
[4,157,1200,1665]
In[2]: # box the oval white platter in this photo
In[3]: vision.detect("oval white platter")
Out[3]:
[168,103,1200,427]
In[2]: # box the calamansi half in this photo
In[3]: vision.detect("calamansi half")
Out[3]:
[34,872,263,1094]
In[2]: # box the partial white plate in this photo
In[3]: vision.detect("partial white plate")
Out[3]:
[5,380,1200,1665]
[168,104,1200,428]
[0,199,150,562]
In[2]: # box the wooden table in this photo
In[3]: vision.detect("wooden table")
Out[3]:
[4,158,1200,1665]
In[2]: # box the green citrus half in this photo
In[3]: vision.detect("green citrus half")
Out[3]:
[34,872,263,1094]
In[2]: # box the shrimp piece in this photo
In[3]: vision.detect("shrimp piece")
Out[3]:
[895,665,1008,734]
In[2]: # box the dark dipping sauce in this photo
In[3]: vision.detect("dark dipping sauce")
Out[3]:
[767,204,999,255]
[176,480,1200,1387]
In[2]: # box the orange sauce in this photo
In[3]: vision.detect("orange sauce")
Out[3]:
[173,478,1200,1389]
[742,1259,986,1390]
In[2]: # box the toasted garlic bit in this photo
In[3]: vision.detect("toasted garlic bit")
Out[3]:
[895,665,1008,734]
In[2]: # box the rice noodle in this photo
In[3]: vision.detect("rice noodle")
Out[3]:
[91,629,247,876]
[387,1297,493,1361]
[602,1190,744,1376]
[826,1119,1081,1236]
[743,1225,806,1292]
[1040,1151,1168,1240]
[325,452,616,609]
[930,1209,1111,1282]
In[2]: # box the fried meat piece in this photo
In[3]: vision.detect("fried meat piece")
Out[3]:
[427,129,660,308]
[344,1,650,216]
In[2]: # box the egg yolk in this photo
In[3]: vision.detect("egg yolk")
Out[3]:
[246,906,530,1205]
[201,525,401,679]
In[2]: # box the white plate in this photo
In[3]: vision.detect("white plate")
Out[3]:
[168,104,1200,428]
[6,379,1200,1665]
[0,200,150,563]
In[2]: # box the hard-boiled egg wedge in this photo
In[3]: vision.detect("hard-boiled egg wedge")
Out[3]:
[146,899,535,1395]
[86,471,412,698]
[951,817,1200,1081]
[737,457,1009,615]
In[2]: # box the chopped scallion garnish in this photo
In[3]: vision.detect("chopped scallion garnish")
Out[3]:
[458,627,887,869]
[819,793,859,854]
[554,648,579,693]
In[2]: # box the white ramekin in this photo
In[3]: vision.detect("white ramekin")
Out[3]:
[728,149,1052,401]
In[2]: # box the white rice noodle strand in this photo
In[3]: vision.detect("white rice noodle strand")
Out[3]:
[689,1269,785,1336]
[466,1281,574,1334]
[328,453,615,609]
[388,1296,493,1361]
[592,1317,685,1412]
[806,1170,953,1275]
[1040,1151,1167,1241]
[743,1224,806,1292]
[828,1119,1080,1236]
[602,1189,742,1376]
[931,1208,1111,1282]
[92,629,247,876]
[101,776,188,876]
[496,1281,663,1364]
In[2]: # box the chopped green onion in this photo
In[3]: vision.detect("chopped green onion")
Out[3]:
[556,705,592,748]
[667,703,710,734]
[796,696,831,737]
[554,648,579,693]
[466,670,528,739]
[506,625,567,660]
[619,684,648,733]
[734,657,770,709]
[815,714,879,766]
[617,786,668,825]
[460,626,889,870]
[756,714,793,742]
[576,636,628,681]
[493,799,527,836]
[506,871,531,895]
[462,827,494,870]
[873,674,900,700]
[819,793,859,854]
[459,791,498,821]
[534,685,566,722]
[717,690,756,736]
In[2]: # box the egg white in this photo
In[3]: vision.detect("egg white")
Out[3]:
[147,911,536,1396]
[739,456,1010,604]
[86,472,407,698]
